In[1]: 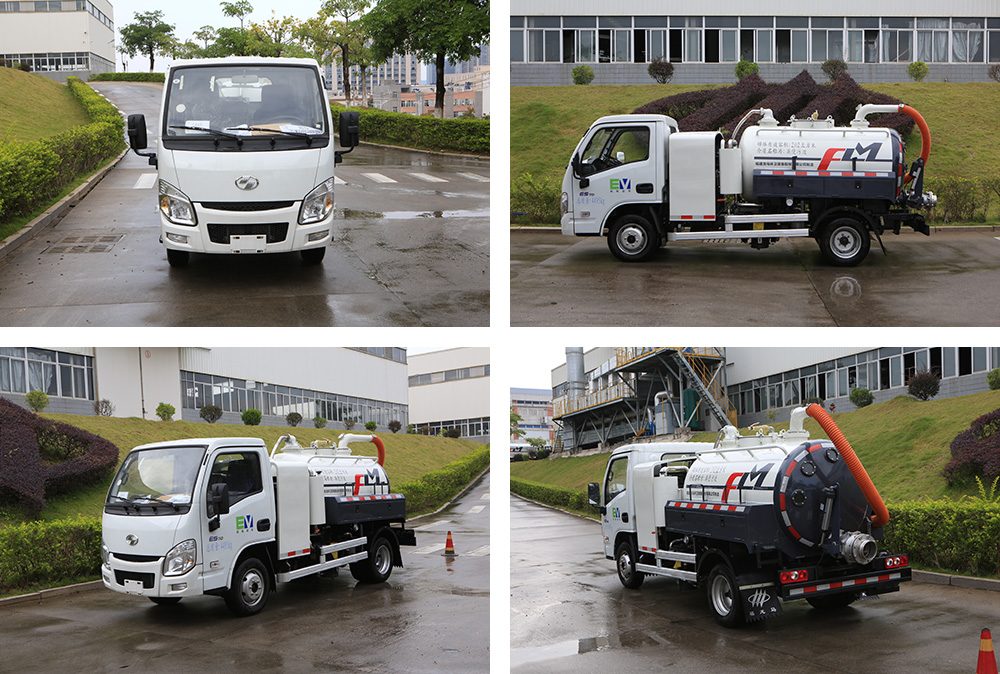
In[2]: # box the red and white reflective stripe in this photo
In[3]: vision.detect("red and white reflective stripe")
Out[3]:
[757,169,893,178]
[678,214,716,220]
[787,572,901,597]
[640,546,658,552]
[667,500,745,513]
[341,494,403,503]
[285,547,311,558]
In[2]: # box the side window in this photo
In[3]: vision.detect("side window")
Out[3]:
[210,452,263,508]
[577,126,650,176]
[605,456,629,502]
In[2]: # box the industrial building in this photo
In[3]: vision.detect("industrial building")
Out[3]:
[510,387,555,446]
[0,0,116,80]
[511,1,1000,85]
[407,347,490,443]
[0,347,409,430]
[550,346,1000,453]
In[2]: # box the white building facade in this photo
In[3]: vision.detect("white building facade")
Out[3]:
[510,387,555,446]
[511,1,1000,85]
[407,348,490,443]
[0,0,115,78]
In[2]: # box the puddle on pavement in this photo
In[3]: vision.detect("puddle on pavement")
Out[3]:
[339,208,489,220]
[830,276,862,299]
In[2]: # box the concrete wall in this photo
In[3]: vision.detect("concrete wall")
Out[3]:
[408,348,490,424]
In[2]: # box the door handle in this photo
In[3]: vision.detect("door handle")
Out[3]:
[636,183,654,194]
[258,518,271,532]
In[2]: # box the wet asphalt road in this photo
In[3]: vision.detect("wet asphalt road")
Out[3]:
[510,228,1000,326]
[0,473,490,673]
[0,82,488,326]
[510,495,1000,674]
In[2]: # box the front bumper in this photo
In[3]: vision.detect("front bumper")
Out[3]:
[102,554,203,599]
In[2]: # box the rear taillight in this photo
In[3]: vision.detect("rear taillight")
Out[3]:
[884,555,909,569]
[780,569,809,584]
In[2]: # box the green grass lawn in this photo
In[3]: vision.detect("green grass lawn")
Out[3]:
[512,389,1000,504]
[0,414,483,527]
[0,67,90,143]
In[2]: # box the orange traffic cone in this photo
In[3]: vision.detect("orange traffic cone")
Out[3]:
[442,531,457,557]
[978,628,998,674]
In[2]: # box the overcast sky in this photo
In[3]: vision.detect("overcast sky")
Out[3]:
[510,346,579,393]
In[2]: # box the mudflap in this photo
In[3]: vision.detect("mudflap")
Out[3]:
[737,572,783,623]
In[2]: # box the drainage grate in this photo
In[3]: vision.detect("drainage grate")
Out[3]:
[45,235,124,254]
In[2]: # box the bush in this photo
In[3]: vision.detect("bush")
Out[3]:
[200,405,223,423]
[330,103,488,155]
[388,419,402,433]
[407,424,415,434]
[24,391,49,413]
[286,412,302,427]
[990,64,1000,83]
[821,59,848,82]
[155,402,175,421]
[535,448,552,460]
[907,369,941,401]
[343,418,356,430]
[88,72,165,82]
[572,64,594,85]
[943,409,1000,485]
[444,428,462,439]
[241,409,262,426]
[884,500,1000,576]
[396,446,489,514]
[0,517,102,594]
[313,415,327,428]
[907,61,929,82]
[734,60,759,81]
[510,172,560,225]
[849,387,874,408]
[0,397,118,515]
[364,421,377,432]
[647,57,674,84]
[988,368,1000,391]
[510,478,592,513]
[93,399,115,417]
[924,177,991,223]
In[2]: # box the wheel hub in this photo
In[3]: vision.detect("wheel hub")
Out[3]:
[831,226,861,258]
[617,225,646,253]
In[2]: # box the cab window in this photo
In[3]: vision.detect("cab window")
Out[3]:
[209,451,262,507]
[605,456,629,502]
[578,126,650,176]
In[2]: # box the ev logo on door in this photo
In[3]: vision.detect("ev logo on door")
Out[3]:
[236,515,254,533]
[610,178,632,192]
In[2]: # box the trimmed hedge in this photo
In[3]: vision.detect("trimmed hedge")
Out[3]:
[510,478,592,513]
[885,500,1000,576]
[88,72,165,83]
[0,77,124,225]
[331,103,488,155]
[397,445,490,514]
[0,517,102,594]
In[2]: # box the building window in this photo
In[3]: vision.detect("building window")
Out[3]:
[882,18,914,62]
[917,18,950,62]
[811,17,845,62]
[952,18,985,62]
[0,347,93,400]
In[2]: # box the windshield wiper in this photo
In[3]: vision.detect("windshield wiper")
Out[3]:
[168,124,244,147]
[109,494,183,511]
[234,125,318,147]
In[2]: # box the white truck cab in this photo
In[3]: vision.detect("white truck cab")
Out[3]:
[127,57,359,268]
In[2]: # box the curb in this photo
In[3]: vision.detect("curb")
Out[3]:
[0,579,103,608]
[912,569,1000,592]
[357,139,488,161]
[0,149,128,265]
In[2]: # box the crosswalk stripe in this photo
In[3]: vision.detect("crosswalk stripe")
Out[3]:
[480,493,490,500]
[362,172,397,183]
[413,520,450,531]
[409,172,447,183]
[467,505,485,514]
[465,545,490,557]
[457,172,488,182]
[133,173,157,189]
[413,542,445,555]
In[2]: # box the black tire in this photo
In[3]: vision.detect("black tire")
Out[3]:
[806,593,857,610]
[819,217,871,267]
[350,534,394,584]
[615,539,644,589]
[166,249,190,268]
[148,596,181,606]
[607,215,660,262]
[224,557,269,617]
[300,247,326,263]
[706,564,745,627]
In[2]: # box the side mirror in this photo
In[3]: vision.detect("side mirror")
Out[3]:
[127,114,147,151]
[339,110,359,148]
[588,482,601,507]
[208,482,229,532]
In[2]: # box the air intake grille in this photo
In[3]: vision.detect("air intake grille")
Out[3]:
[207,223,288,244]
[201,201,294,212]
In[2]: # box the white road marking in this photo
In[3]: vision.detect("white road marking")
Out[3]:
[133,173,157,189]
[480,492,490,500]
[413,520,450,531]
[413,542,446,555]
[467,505,485,514]
[457,172,489,182]
[335,176,346,185]
[464,545,490,557]
[409,172,447,183]
[362,172,397,183]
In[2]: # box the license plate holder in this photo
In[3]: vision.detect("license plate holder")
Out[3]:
[123,579,145,595]
[230,234,267,253]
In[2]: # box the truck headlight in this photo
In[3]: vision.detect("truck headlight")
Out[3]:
[299,177,335,224]
[560,192,569,216]
[163,539,197,576]
[159,181,197,226]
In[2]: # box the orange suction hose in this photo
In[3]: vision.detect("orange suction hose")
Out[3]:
[899,104,930,185]
[371,435,385,466]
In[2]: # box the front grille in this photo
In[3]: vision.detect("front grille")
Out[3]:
[113,553,159,563]
[114,570,155,588]
[207,223,288,244]
[201,201,294,212]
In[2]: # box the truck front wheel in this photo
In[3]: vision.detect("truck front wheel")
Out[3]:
[224,557,270,617]
[351,534,394,584]
[818,217,870,267]
[615,540,644,589]
[608,215,660,262]
[707,564,745,627]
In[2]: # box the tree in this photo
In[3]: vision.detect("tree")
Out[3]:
[364,0,489,117]
[343,417,356,430]
[313,415,328,428]
[155,402,175,421]
[510,408,524,439]
[572,64,594,85]
[193,25,217,48]
[119,10,176,72]
[93,399,115,417]
[242,408,263,425]
[907,369,941,401]
[296,15,342,84]
[734,60,759,80]
[365,420,378,432]
[286,412,302,427]
[200,405,223,423]
[220,0,253,30]
[319,0,370,104]
[849,387,874,408]
[388,419,402,433]
[647,57,674,84]
[25,390,49,413]
[249,12,302,57]
[821,58,848,82]
[907,61,929,82]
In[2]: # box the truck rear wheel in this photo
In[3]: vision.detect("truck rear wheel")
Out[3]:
[224,557,269,617]
[707,564,745,627]
[608,215,660,262]
[351,533,394,584]
[615,540,644,589]
[806,593,857,610]
[819,217,870,267]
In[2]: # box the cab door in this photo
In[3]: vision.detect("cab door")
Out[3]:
[600,454,633,558]
[200,447,275,592]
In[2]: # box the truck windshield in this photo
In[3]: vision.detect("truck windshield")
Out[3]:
[163,65,328,147]
[106,447,205,513]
